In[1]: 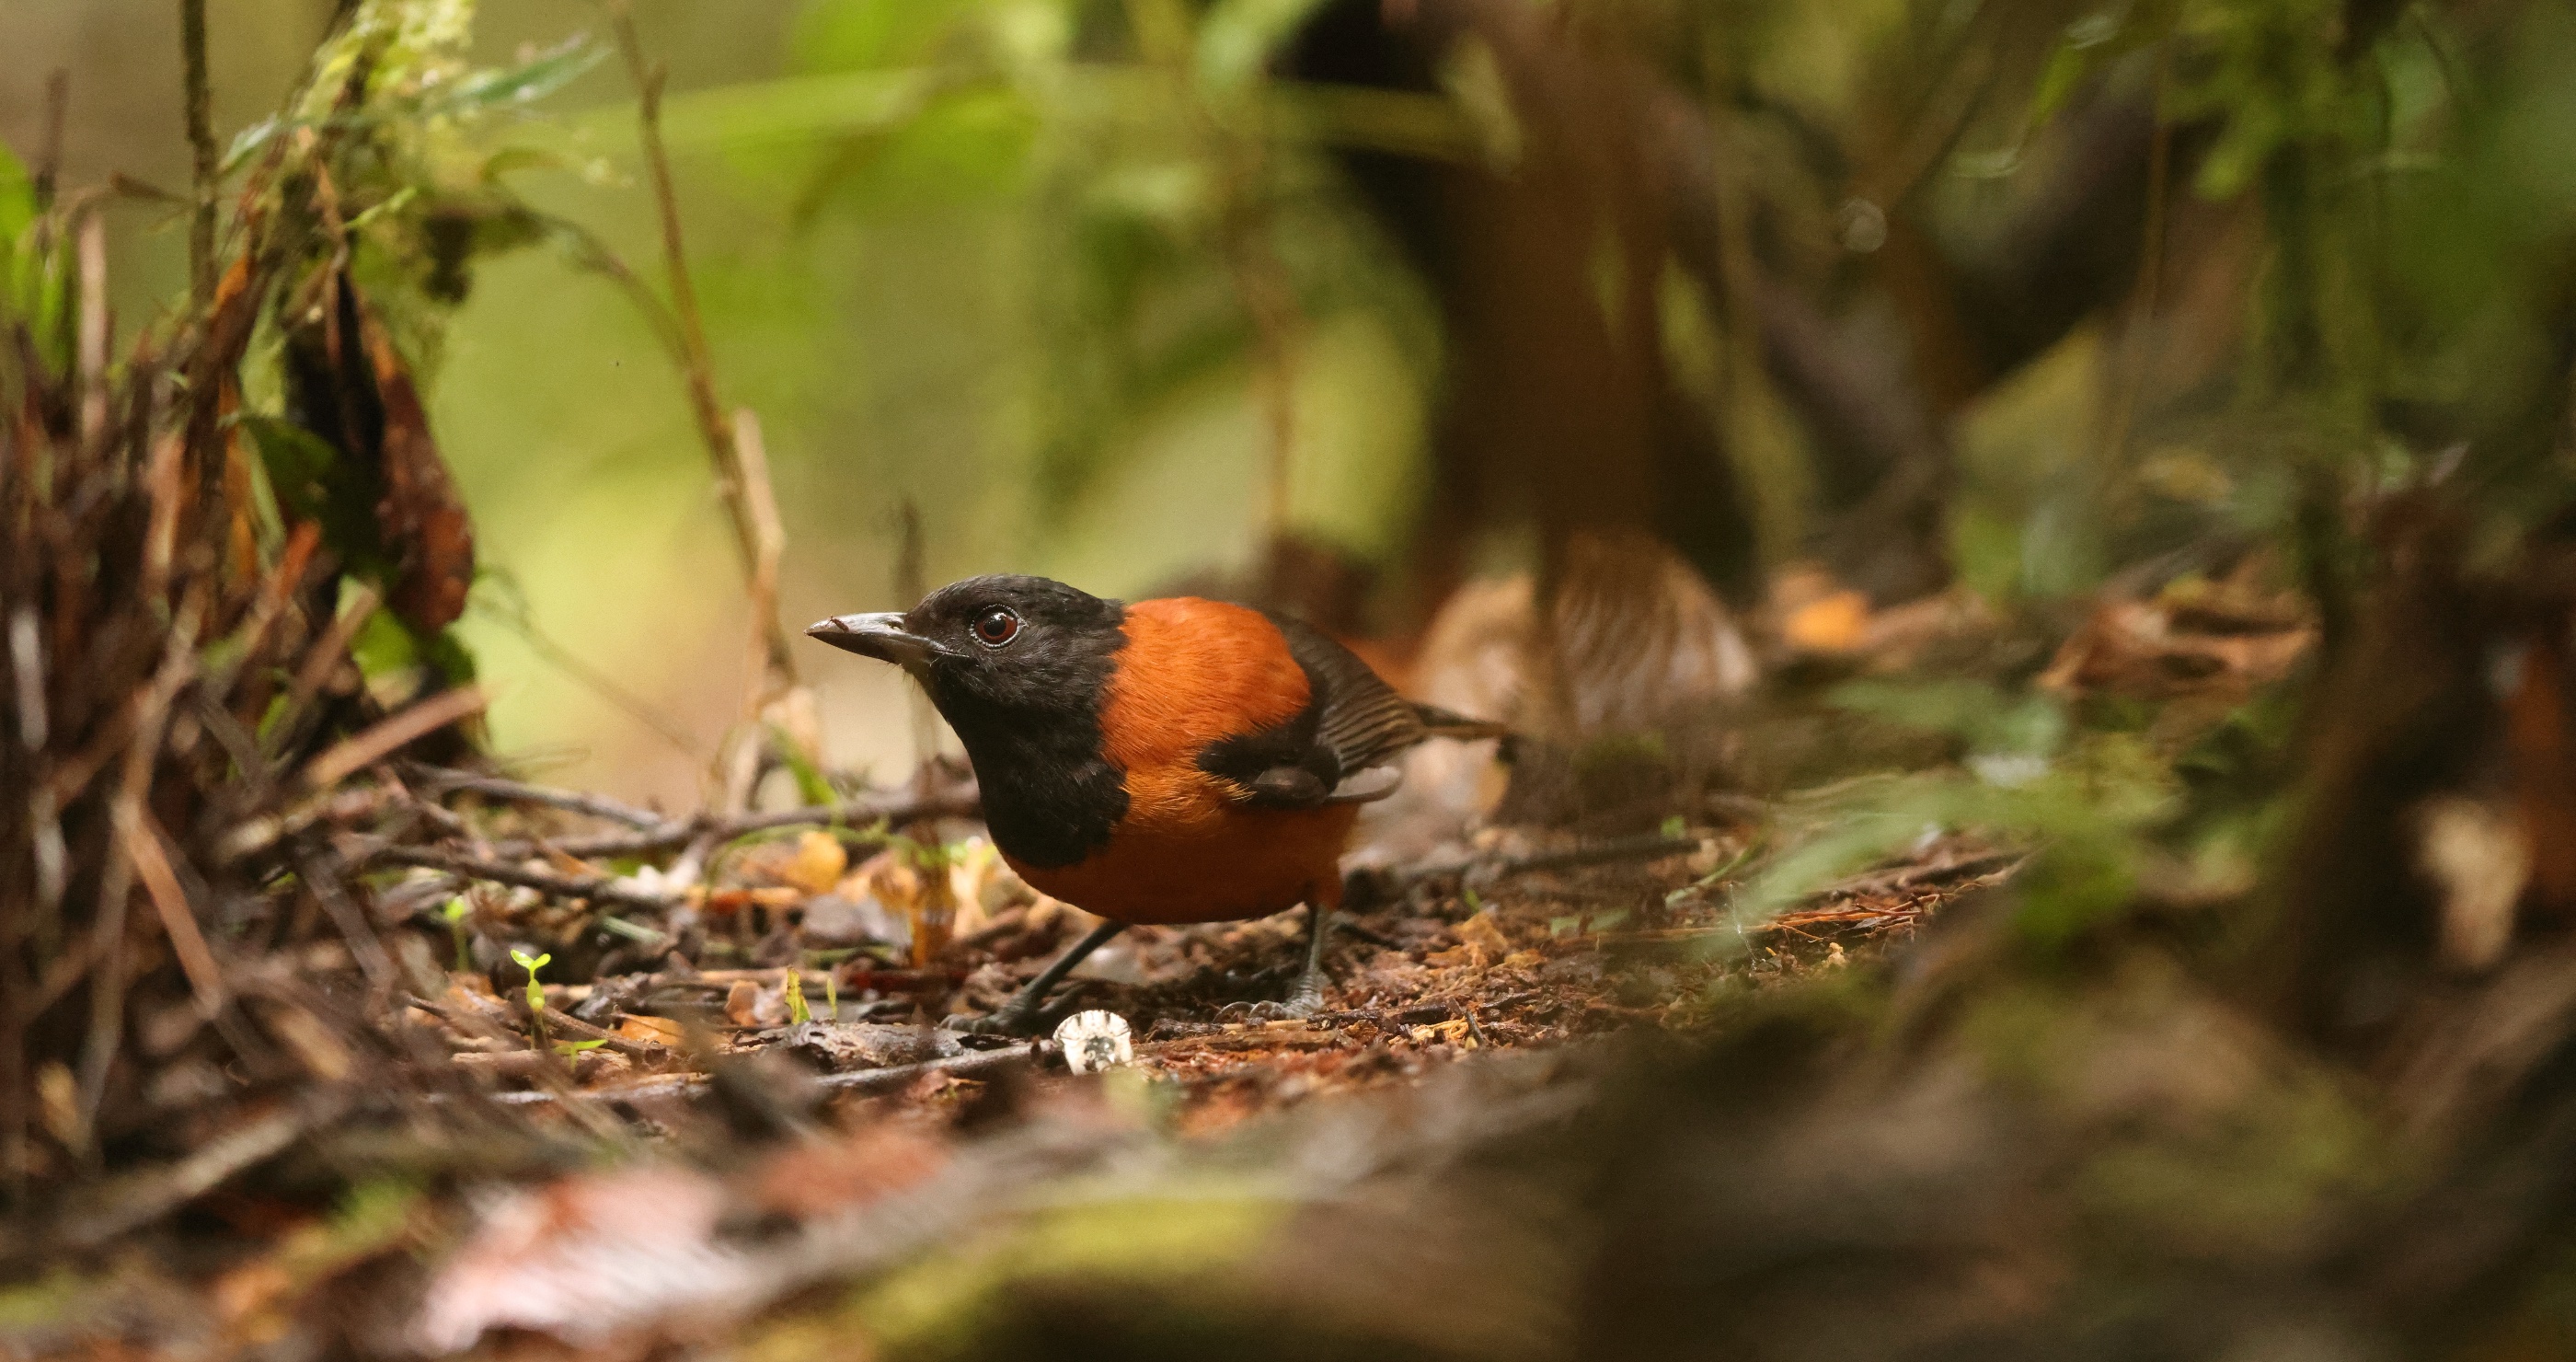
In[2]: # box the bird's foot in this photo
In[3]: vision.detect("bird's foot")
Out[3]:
[1218,975,1328,1024]
[940,1001,1044,1037]
[1281,973,1328,1020]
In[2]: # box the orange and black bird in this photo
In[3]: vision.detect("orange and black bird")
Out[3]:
[807,574,1504,1033]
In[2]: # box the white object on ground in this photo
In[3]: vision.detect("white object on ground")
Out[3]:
[1054,1009,1133,1074]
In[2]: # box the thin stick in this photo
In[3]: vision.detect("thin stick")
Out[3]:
[481,784,981,860]
[121,810,225,1012]
[34,70,68,209]
[483,1042,1041,1107]
[479,589,699,755]
[75,592,204,1148]
[302,686,488,791]
[407,996,669,1060]
[266,583,379,761]
[374,847,684,914]
[1401,833,1705,891]
[181,0,216,309]
[409,766,668,830]
[294,848,397,992]
[2095,43,2174,471]
[76,211,109,442]
[606,6,797,697]
[735,406,788,708]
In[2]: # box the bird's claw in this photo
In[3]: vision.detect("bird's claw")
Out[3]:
[1219,982,1327,1025]
[941,1005,1042,1037]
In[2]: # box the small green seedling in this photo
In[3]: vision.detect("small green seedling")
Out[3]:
[1462,886,1484,914]
[511,949,552,1052]
[1661,814,1688,841]
[822,970,839,1022]
[553,1038,607,1056]
[441,897,472,973]
[784,968,811,1025]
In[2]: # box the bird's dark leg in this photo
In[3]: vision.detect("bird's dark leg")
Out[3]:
[1282,900,1334,1018]
[949,919,1126,1036]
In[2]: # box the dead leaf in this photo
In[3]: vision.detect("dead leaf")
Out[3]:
[783,829,849,896]
[1431,911,1512,969]
[1784,589,1871,653]
[277,267,475,633]
[618,1014,686,1047]
[413,1164,752,1351]
[358,307,474,631]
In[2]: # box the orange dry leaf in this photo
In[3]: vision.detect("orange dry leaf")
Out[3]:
[783,829,849,896]
[617,1014,685,1047]
[1784,589,1872,653]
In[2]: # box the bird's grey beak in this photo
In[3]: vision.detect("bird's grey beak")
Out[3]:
[805,613,948,671]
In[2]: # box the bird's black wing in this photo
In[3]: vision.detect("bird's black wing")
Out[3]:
[1266,614,1432,776]
[1200,613,1507,809]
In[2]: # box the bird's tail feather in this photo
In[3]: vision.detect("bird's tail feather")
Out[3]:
[1410,702,1512,744]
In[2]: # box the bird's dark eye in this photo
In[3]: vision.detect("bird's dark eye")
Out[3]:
[971,606,1021,648]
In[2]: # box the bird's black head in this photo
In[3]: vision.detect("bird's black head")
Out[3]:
[806,573,1127,718]
[809,575,1132,869]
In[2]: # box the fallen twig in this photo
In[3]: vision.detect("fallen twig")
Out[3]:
[483,1042,1043,1107]
[485,784,981,860]
[374,847,681,913]
[407,995,671,1060]
[1397,833,1704,892]
[65,1091,349,1249]
[303,686,489,791]
[409,766,669,830]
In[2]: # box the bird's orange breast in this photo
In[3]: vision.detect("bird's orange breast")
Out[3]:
[1004,597,1356,925]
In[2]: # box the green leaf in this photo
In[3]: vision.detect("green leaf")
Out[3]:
[424,35,605,117]
[0,142,35,248]
[773,727,838,808]
[348,607,420,687]
[220,116,283,177]
[553,1038,608,1055]
[589,68,942,153]
[510,949,551,1016]
[237,414,387,574]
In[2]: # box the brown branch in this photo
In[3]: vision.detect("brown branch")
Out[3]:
[120,809,225,1013]
[606,5,798,698]
[408,766,669,830]
[180,0,216,308]
[483,1042,1041,1107]
[301,685,489,791]
[373,847,683,914]
[483,784,982,860]
[1398,833,1706,891]
[407,996,669,1061]
[34,69,68,209]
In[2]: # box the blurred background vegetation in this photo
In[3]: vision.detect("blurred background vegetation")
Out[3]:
[8,0,2575,815]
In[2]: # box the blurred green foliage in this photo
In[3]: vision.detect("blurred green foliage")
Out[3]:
[12,0,2576,812]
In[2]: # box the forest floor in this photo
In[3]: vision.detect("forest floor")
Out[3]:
[6,757,2025,1358]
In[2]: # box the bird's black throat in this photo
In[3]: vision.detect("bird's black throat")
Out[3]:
[918,609,1130,871]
